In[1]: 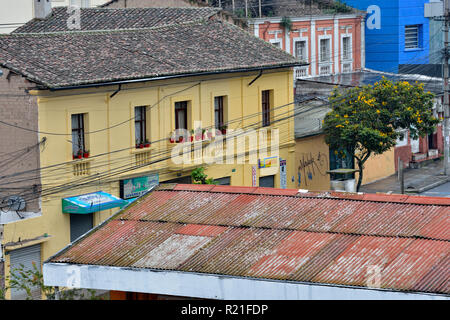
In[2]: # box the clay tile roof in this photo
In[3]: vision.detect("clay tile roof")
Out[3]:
[0,20,301,89]
[48,184,450,295]
[13,7,221,33]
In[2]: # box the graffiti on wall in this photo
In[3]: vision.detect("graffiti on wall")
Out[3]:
[297,152,329,187]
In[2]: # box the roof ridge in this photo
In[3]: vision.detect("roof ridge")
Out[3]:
[5,19,214,37]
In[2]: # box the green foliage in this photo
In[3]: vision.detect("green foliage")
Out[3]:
[323,78,439,190]
[280,16,293,32]
[315,0,352,14]
[0,262,100,300]
[191,167,217,185]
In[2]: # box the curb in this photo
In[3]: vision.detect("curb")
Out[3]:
[405,177,450,194]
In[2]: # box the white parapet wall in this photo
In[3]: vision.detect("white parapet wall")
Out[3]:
[44,263,449,300]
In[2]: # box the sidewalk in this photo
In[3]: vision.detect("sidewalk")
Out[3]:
[360,158,450,194]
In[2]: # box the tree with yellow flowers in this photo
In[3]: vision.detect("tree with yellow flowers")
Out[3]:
[323,78,439,192]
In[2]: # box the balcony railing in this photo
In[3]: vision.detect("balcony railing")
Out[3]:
[342,62,353,73]
[72,161,90,176]
[319,64,332,75]
[294,66,309,79]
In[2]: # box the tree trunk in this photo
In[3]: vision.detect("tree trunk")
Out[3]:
[355,151,371,192]
[356,160,364,192]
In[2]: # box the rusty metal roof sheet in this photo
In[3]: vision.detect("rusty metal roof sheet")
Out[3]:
[49,184,450,295]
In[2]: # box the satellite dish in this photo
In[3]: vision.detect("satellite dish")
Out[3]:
[5,196,26,211]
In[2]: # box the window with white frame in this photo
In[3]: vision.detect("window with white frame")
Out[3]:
[295,40,307,62]
[319,38,331,63]
[342,36,351,60]
[405,25,420,49]
[271,41,281,48]
[70,0,91,7]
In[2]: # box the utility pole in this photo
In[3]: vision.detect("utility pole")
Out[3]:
[398,158,404,194]
[259,0,262,18]
[245,0,248,18]
[445,0,450,175]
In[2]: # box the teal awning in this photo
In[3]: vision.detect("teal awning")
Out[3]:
[62,191,127,214]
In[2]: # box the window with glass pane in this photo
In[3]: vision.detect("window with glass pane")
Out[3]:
[342,36,351,60]
[71,114,85,156]
[405,25,420,49]
[262,90,271,127]
[320,38,331,62]
[214,96,224,130]
[135,106,146,145]
[295,41,307,61]
[175,101,188,130]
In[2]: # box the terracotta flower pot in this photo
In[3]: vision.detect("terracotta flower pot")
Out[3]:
[144,143,150,148]
[83,152,89,158]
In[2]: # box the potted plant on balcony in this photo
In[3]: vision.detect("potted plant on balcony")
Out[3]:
[178,135,184,143]
[83,149,90,158]
[76,150,83,159]
[144,139,150,148]
[220,125,227,135]
[190,130,195,142]
[207,128,213,139]
[169,134,175,143]
[135,139,144,149]
[195,129,202,141]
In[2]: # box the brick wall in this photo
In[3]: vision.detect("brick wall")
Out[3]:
[0,68,41,212]
[394,145,412,171]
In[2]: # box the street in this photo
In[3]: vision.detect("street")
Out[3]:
[420,182,450,197]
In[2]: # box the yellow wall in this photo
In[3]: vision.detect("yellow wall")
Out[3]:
[2,69,296,298]
[295,133,395,191]
[358,148,396,185]
[295,134,330,191]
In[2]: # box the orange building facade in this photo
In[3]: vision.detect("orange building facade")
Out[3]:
[249,13,366,79]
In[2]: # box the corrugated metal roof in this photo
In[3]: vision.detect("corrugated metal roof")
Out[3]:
[49,184,450,295]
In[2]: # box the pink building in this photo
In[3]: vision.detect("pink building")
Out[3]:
[249,11,366,79]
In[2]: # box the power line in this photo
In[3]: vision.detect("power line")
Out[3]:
[0,98,297,185]
[13,108,298,204]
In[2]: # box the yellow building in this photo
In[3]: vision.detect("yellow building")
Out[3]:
[0,18,302,298]
[294,99,395,191]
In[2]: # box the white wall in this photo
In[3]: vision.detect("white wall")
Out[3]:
[0,0,33,33]
[52,0,110,8]
[44,263,449,300]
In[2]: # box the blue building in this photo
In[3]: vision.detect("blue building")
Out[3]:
[341,0,431,73]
